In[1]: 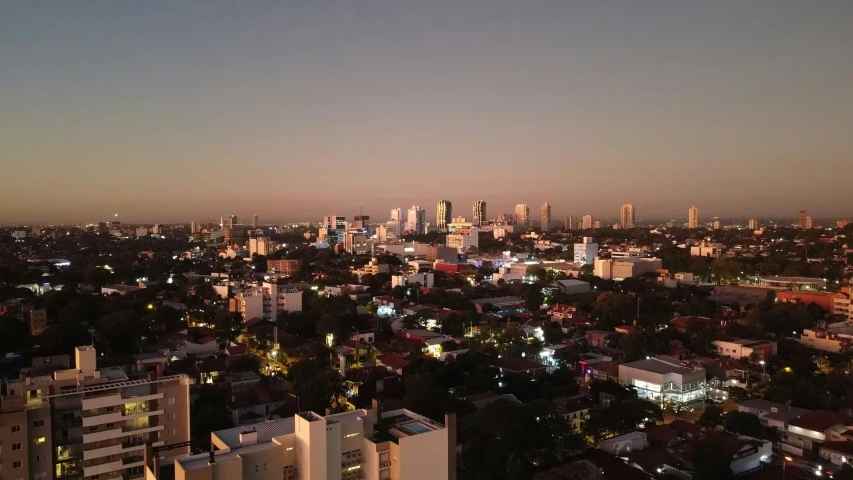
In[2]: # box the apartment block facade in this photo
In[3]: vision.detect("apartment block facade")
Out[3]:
[0,346,191,480]
[175,401,456,480]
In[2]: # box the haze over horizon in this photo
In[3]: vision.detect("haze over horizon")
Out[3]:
[2,1,852,224]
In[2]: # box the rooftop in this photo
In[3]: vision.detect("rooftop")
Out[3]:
[738,399,811,422]
[622,356,700,376]
[789,410,853,432]
[212,409,369,448]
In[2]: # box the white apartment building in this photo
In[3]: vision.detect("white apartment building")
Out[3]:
[232,283,304,320]
[0,346,190,480]
[594,257,662,281]
[620,204,635,229]
[249,237,273,257]
[174,402,456,480]
[515,204,529,229]
[581,215,593,229]
[573,237,598,265]
[446,227,479,253]
[712,337,777,361]
[799,324,853,353]
[690,242,724,258]
[618,355,706,406]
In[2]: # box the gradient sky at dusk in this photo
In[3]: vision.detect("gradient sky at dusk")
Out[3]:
[2,1,852,224]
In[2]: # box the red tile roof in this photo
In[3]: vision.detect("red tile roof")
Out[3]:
[243,317,263,328]
[225,344,247,355]
[198,336,216,345]
[789,410,853,432]
[377,353,410,370]
[820,441,853,456]
[645,425,680,444]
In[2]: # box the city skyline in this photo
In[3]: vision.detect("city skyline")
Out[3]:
[2,2,853,223]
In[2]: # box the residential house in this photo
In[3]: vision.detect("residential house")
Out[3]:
[785,410,853,456]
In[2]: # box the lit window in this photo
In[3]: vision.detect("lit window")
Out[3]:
[35,437,46,444]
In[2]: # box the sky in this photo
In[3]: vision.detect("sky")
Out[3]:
[1,1,852,225]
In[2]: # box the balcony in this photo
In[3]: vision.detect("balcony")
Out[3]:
[82,409,163,428]
[55,416,83,428]
[83,441,145,461]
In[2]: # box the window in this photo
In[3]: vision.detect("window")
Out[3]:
[61,413,75,421]
[11,425,21,433]
[13,442,23,450]
[106,406,115,412]
[106,423,115,428]
[34,437,46,445]
[13,461,22,468]
[32,420,44,428]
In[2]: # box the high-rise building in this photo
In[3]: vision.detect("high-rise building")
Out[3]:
[0,346,191,480]
[799,210,809,229]
[574,236,599,265]
[748,218,759,230]
[582,215,593,229]
[540,203,552,232]
[249,237,272,257]
[175,402,456,480]
[229,215,237,229]
[436,200,452,231]
[407,206,426,234]
[473,200,487,226]
[805,216,813,229]
[515,204,530,229]
[190,220,198,234]
[220,215,225,228]
[446,226,480,253]
[344,232,373,255]
[152,223,162,235]
[564,215,575,231]
[390,208,404,235]
[352,215,370,230]
[688,206,699,229]
[253,214,259,228]
[620,204,635,229]
[320,216,347,245]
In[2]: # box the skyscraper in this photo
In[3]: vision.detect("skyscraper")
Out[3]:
[229,215,237,229]
[620,204,635,229]
[190,220,197,234]
[540,203,552,231]
[407,206,426,234]
[515,204,530,229]
[748,218,759,229]
[799,210,809,229]
[564,215,575,231]
[473,200,487,226]
[437,200,452,231]
[582,215,593,229]
[253,214,259,228]
[688,206,699,229]
[390,208,404,235]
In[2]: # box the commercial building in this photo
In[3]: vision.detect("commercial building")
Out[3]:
[436,201,452,231]
[594,257,662,281]
[564,215,575,231]
[515,204,530,230]
[267,259,300,276]
[344,233,373,255]
[175,402,456,480]
[389,209,404,237]
[231,283,304,320]
[321,216,348,246]
[0,346,191,480]
[540,203,551,232]
[427,245,458,263]
[391,273,435,289]
[581,215,593,230]
[688,206,699,229]
[472,201,486,226]
[573,237,598,265]
[620,204,635,229]
[618,355,706,406]
[249,237,273,257]
[406,206,426,235]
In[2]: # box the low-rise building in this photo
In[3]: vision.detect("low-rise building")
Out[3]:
[737,399,811,435]
[785,410,853,455]
[799,324,853,353]
[267,259,301,276]
[594,257,663,281]
[598,431,648,456]
[391,272,435,288]
[712,337,777,361]
[690,242,724,258]
[618,356,706,406]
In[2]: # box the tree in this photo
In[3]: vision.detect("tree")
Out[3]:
[214,311,244,342]
[190,387,234,452]
[722,411,765,438]
[404,373,441,420]
[592,293,635,330]
[298,371,346,415]
[584,398,662,441]
[698,405,724,430]
[692,442,733,480]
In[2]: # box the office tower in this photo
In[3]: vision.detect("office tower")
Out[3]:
[582,215,593,229]
[564,215,575,231]
[229,215,237,229]
[321,216,347,245]
[436,200,452,231]
[249,237,272,257]
[515,204,530,229]
[220,215,225,228]
[688,206,699,229]
[253,214,259,228]
[805,216,813,229]
[190,220,197,234]
[344,232,373,255]
[574,236,599,265]
[352,215,370,230]
[799,210,809,229]
[407,206,426,235]
[0,346,190,479]
[748,218,759,229]
[620,204,635,229]
[175,402,456,480]
[541,203,552,232]
[473,200,487,226]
